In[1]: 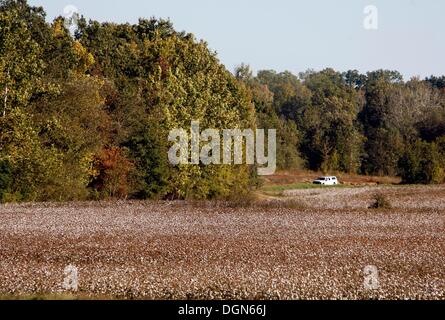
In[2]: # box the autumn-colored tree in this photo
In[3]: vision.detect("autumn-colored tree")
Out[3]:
[90,148,134,199]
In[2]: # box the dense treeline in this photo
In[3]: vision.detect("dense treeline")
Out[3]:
[1,0,444,202]
[236,66,445,184]
[0,0,255,202]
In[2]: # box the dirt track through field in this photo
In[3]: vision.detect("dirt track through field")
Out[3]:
[0,185,444,299]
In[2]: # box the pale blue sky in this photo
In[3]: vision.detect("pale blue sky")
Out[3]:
[29,0,444,79]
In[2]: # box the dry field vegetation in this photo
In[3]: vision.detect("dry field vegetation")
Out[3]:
[0,180,444,300]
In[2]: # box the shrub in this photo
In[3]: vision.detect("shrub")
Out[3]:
[369,193,392,209]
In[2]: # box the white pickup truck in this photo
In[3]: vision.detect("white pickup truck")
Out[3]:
[313,176,339,186]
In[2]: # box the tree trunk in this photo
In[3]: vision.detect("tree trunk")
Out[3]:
[3,68,9,117]
[3,85,8,117]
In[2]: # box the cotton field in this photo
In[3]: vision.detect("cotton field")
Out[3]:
[0,185,444,300]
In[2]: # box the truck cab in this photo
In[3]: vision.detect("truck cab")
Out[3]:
[313,176,339,186]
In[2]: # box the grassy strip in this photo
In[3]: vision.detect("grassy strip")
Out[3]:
[261,182,350,194]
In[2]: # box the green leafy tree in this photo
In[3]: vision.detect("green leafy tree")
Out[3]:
[399,140,445,184]
[360,74,443,176]
[29,74,110,200]
[78,19,256,199]
[0,108,63,201]
[299,69,364,173]
[236,65,304,170]
[0,4,44,116]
